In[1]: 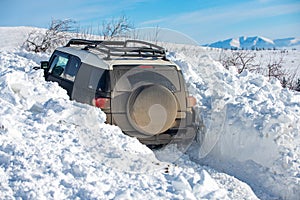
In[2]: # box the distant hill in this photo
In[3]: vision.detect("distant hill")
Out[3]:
[0,26,42,51]
[205,36,300,50]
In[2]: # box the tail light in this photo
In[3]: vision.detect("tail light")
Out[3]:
[92,97,111,109]
[187,96,197,107]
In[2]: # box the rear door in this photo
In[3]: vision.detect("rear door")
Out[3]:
[110,65,182,133]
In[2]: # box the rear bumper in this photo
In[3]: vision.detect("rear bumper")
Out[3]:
[104,108,197,145]
[138,126,196,145]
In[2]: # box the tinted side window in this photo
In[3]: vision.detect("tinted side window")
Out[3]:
[64,56,81,81]
[88,67,110,92]
[112,65,180,92]
[49,54,69,77]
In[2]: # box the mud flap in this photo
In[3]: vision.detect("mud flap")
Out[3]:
[193,106,226,158]
[193,106,206,145]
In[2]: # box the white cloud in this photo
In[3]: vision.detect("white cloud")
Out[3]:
[137,1,300,43]
[170,1,300,26]
[138,1,300,28]
[140,18,170,26]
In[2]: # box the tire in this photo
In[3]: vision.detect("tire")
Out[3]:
[127,85,178,136]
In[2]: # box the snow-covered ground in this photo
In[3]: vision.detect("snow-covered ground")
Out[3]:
[0,27,299,199]
[169,49,300,199]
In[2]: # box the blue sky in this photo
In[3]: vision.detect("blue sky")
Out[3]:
[0,0,299,44]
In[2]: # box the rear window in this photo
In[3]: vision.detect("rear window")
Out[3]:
[88,67,110,92]
[111,65,181,92]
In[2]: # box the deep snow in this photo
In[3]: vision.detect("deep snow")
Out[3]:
[0,27,300,200]
[168,48,300,199]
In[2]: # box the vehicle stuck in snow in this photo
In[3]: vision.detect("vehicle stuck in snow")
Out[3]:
[38,39,200,145]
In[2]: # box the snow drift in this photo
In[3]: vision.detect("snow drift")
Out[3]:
[169,49,300,199]
[0,45,257,199]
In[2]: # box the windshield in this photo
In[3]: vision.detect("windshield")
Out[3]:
[111,65,181,92]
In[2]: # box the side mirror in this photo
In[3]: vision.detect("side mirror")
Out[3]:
[33,61,49,70]
[40,61,49,70]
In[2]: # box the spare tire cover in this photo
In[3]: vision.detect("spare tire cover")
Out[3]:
[127,85,178,136]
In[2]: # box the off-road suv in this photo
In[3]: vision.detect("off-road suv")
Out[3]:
[39,39,197,145]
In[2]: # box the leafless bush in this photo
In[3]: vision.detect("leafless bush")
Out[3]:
[295,79,300,92]
[218,50,300,91]
[102,15,133,40]
[265,55,285,81]
[23,19,76,53]
[126,26,162,44]
[76,25,100,40]
[282,66,300,90]
[219,51,259,73]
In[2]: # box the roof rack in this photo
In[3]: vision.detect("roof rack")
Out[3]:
[65,39,167,59]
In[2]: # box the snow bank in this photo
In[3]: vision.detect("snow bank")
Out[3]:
[170,50,300,199]
[0,48,258,199]
[0,27,40,51]
[1,27,299,199]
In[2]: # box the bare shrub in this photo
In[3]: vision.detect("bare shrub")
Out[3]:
[219,50,259,73]
[218,50,300,91]
[265,54,285,81]
[295,78,300,92]
[23,19,76,53]
[102,15,133,40]
[283,66,300,90]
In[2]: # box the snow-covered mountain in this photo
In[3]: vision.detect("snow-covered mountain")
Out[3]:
[205,36,300,49]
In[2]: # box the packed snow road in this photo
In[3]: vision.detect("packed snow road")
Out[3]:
[0,27,300,200]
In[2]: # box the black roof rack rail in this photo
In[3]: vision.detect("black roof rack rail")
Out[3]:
[65,39,167,60]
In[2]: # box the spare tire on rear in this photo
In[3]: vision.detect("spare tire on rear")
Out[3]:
[127,85,178,136]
